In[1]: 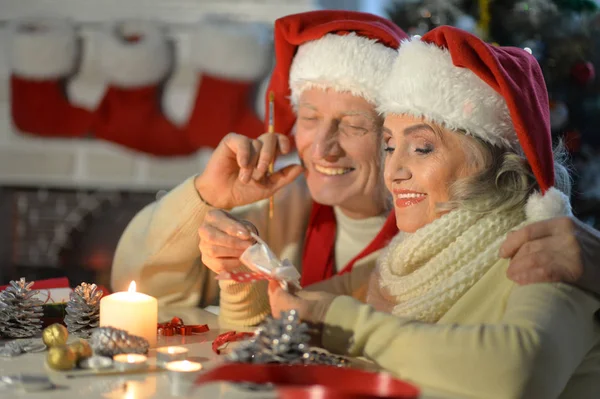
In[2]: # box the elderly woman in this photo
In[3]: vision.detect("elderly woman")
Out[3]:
[110,11,407,324]
[269,26,600,399]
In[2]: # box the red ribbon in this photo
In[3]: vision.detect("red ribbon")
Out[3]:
[212,331,254,354]
[195,363,420,399]
[157,317,210,336]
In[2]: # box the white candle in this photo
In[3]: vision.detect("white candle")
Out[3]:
[166,360,202,396]
[165,360,202,372]
[113,354,148,371]
[156,346,188,366]
[99,281,158,347]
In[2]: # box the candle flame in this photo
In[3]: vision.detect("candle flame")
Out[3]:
[128,281,136,293]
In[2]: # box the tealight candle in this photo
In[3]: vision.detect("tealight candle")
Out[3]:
[166,360,202,396]
[113,354,148,371]
[156,346,188,366]
[99,281,158,347]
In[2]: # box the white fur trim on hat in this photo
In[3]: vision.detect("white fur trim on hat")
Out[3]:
[378,38,518,149]
[98,21,171,88]
[9,18,78,79]
[525,187,572,221]
[289,32,397,106]
[191,20,272,81]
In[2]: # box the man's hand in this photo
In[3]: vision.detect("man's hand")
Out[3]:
[194,132,303,209]
[198,209,257,274]
[501,216,600,295]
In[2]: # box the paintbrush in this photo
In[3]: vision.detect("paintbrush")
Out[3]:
[267,92,275,230]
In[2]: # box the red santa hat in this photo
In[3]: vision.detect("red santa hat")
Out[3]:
[378,26,570,221]
[266,10,409,135]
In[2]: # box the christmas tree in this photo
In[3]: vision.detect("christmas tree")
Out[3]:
[387,0,600,227]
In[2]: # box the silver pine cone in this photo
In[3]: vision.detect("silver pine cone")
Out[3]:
[64,283,103,338]
[227,309,348,367]
[0,278,44,338]
[90,327,149,357]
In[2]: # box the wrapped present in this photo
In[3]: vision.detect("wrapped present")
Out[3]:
[217,233,301,291]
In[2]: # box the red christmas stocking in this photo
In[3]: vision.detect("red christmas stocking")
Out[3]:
[9,19,93,137]
[92,21,193,155]
[94,20,270,156]
[182,21,273,148]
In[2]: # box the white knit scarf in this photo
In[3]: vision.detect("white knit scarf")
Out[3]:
[366,206,527,323]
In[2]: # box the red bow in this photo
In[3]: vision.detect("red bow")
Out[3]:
[157,317,210,336]
[212,331,254,354]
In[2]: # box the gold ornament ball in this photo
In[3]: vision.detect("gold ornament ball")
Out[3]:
[42,323,69,347]
[69,339,93,361]
[47,346,77,371]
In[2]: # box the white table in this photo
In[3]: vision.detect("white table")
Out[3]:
[0,308,450,399]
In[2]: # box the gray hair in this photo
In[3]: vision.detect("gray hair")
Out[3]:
[437,132,572,214]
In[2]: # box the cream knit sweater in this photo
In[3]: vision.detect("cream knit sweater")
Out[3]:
[111,176,385,325]
[319,206,600,399]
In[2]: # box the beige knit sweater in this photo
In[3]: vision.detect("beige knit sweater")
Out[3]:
[111,176,384,325]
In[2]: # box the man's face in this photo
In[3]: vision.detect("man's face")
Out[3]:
[295,88,386,218]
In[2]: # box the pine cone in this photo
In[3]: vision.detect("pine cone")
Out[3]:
[0,278,44,338]
[90,327,149,357]
[64,283,103,338]
[227,309,347,367]
[0,308,9,336]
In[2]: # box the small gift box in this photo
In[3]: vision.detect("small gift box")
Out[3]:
[217,233,301,291]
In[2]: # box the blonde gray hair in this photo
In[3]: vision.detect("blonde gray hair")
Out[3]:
[438,132,571,214]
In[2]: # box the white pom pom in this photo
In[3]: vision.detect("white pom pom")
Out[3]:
[525,187,572,221]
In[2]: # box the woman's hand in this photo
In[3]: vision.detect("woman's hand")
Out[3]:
[198,209,257,274]
[194,132,303,209]
[268,280,337,324]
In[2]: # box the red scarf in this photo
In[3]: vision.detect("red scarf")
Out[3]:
[300,202,398,287]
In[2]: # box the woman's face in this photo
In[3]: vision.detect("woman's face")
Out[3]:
[383,114,479,233]
[295,88,386,219]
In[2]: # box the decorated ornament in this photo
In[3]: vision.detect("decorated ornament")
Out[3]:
[226,310,348,367]
[549,100,570,130]
[571,61,595,86]
[69,339,93,362]
[42,323,69,347]
[46,345,77,370]
[0,278,44,338]
[90,327,149,357]
[64,282,103,338]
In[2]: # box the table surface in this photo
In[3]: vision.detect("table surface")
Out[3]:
[0,307,450,399]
